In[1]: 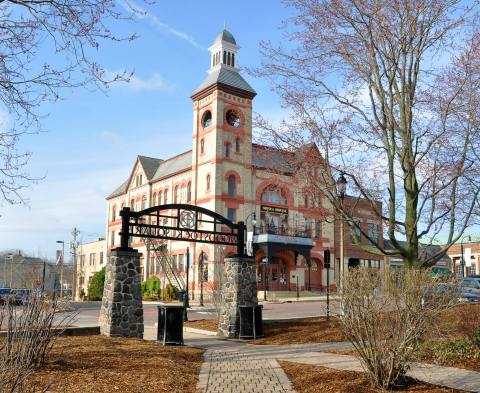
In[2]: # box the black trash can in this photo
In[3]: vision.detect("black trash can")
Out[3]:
[157,305,185,345]
[238,304,263,339]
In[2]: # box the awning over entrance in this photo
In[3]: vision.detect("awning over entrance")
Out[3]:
[252,232,314,263]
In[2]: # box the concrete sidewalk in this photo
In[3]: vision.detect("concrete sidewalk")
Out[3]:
[145,328,480,393]
[281,352,480,392]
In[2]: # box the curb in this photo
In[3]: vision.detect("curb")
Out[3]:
[264,315,332,324]
[0,326,100,337]
[184,326,217,336]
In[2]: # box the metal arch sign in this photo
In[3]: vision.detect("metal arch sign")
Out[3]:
[118,203,246,256]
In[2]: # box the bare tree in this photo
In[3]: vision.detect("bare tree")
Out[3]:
[253,0,480,266]
[0,0,147,204]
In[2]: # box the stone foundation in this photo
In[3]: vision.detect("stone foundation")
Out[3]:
[99,249,144,338]
[217,256,257,338]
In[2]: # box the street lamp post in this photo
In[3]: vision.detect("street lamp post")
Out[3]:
[460,235,472,278]
[199,251,205,307]
[56,240,65,297]
[336,173,347,292]
[4,253,12,287]
[262,257,268,302]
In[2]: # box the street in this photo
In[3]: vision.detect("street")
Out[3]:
[70,300,340,327]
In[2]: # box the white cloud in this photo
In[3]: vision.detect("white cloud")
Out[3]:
[119,0,204,51]
[127,72,173,92]
[0,110,10,129]
[0,166,130,258]
[106,70,174,92]
[99,130,121,143]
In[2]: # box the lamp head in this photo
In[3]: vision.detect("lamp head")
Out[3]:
[336,173,347,195]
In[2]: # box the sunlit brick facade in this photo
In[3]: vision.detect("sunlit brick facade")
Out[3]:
[105,29,383,296]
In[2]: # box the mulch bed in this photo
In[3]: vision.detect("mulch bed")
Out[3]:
[25,335,204,393]
[279,361,466,393]
[184,317,345,345]
[250,317,344,345]
[184,319,218,332]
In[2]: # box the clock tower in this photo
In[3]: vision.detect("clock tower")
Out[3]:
[191,29,256,239]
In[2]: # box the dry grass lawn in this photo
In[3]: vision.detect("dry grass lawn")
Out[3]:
[25,335,204,393]
[280,361,466,393]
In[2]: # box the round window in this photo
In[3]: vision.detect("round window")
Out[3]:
[226,110,240,128]
[202,110,212,128]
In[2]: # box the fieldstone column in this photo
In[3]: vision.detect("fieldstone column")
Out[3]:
[99,249,144,338]
[217,256,257,338]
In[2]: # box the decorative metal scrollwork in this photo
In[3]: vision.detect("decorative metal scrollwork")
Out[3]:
[179,210,196,229]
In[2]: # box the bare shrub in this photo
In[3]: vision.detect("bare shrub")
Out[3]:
[0,292,77,392]
[340,268,457,389]
[455,304,480,348]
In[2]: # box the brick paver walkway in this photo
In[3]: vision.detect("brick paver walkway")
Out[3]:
[144,328,480,392]
[191,335,352,393]
[198,351,294,393]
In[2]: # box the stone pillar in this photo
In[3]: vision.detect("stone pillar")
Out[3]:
[217,256,257,338]
[99,249,144,338]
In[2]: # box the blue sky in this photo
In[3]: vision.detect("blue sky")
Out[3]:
[0,0,294,260]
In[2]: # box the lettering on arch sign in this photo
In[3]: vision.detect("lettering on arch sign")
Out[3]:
[118,203,246,255]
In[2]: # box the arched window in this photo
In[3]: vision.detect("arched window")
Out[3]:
[152,193,157,206]
[202,111,212,128]
[187,181,192,202]
[159,190,163,205]
[174,185,180,203]
[200,138,205,154]
[141,195,147,210]
[112,206,116,221]
[227,52,231,66]
[130,199,135,210]
[228,175,236,196]
[231,53,235,67]
[225,142,230,158]
[223,50,226,64]
[235,137,240,153]
[164,190,168,204]
[261,186,287,205]
[206,174,211,191]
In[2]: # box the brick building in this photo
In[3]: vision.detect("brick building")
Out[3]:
[447,241,480,277]
[104,29,383,296]
[76,238,107,299]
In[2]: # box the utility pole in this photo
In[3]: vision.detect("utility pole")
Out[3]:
[56,240,65,297]
[71,228,80,300]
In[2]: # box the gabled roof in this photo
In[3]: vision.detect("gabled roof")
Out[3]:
[252,144,295,173]
[108,179,129,199]
[107,150,192,200]
[138,156,163,180]
[192,66,256,97]
[151,150,191,181]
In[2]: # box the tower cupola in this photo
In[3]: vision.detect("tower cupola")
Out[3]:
[209,29,239,72]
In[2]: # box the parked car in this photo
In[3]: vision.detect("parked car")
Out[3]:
[11,288,31,305]
[459,277,480,302]
[0,288,12,304]
[467,275,480,284]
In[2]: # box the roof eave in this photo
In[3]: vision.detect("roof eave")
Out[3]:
[191,82,256,101]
